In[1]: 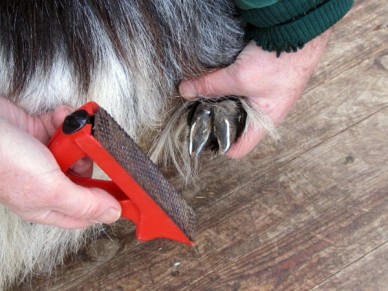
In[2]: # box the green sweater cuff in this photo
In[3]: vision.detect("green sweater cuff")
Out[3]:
[234,0,279,10]
[244,0,354,55]
[239,0,326,28]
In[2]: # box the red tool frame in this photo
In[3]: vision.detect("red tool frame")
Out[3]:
[48,102,193,245]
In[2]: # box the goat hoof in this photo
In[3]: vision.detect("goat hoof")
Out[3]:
[187,97,247,157]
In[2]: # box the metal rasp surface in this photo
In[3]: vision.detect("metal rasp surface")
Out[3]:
[93,107,195,241]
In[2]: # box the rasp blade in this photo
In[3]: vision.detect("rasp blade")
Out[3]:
[93,107,195,241]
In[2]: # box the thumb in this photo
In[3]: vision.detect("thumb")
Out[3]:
[179,66,240,99]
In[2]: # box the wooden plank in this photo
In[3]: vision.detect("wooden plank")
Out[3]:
[312,242,388,291]
[159,108,388,290]
[15,0,388,290]
[307,0,388,92]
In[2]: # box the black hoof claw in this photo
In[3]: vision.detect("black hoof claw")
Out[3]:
[187,97,247,157]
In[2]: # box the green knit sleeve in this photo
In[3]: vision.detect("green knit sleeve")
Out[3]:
[237,0,354,55]
[234,0,279,9]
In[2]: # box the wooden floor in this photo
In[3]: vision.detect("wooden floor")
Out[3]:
[16,0,387,290]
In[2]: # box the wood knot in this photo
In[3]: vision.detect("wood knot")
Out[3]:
[85,237,122,263]
[375,52,388,71]
[344,155,355,165]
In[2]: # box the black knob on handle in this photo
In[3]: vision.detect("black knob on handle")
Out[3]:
[62,110,90,134]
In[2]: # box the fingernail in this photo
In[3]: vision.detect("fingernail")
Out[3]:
[97,208,121,224]
[179,81,197,99]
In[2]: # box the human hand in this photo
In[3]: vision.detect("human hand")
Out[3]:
[0,98,121,228]
[179,30,331,158]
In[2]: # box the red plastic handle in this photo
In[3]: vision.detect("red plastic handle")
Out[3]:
[48,102,193,245]
[48,102,140,223]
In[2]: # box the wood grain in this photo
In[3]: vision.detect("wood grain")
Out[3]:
[14,0,388,290]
